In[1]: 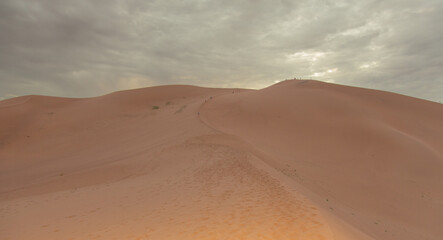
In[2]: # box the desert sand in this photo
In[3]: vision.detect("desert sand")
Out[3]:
[1,80,442,240]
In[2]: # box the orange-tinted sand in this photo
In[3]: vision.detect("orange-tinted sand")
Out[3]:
[1,80,442,240]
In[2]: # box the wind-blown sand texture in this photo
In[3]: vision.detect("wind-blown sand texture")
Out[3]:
[1,80,442,240]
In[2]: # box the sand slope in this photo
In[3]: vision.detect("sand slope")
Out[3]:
[201,80,443,240]
[1,80,442,240]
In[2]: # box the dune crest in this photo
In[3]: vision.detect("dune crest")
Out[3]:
[1,80,442,240]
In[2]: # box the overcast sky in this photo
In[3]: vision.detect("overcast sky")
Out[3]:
[0,0,442,102]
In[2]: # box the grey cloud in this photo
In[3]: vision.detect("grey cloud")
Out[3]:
[0,0,442,102]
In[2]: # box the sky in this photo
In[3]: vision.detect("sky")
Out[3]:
[0,0,442,102]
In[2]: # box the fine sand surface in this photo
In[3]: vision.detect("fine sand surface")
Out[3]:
[1,80,442,240]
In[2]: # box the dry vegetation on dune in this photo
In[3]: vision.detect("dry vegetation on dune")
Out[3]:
[1,80,442,240]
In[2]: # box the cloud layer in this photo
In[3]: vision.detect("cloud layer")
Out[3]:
[1,0,442,101]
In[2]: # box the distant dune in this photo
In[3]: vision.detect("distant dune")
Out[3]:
[1,80,442,240]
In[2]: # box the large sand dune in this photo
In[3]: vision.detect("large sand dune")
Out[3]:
[1,80,442,240]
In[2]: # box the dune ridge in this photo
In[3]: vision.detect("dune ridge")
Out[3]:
[1,80,442,240]
[201,80,443,240]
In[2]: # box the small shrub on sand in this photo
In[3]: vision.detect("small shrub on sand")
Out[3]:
[152,106,160,110]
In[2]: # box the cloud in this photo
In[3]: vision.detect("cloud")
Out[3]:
[0,0,442,102]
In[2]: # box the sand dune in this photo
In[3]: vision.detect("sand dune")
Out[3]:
[1,80,442,239]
